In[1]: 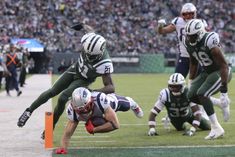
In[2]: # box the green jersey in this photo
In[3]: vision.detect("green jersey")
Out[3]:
[155,87,192,119]
[76,50,113,82]
[184,32,223,74]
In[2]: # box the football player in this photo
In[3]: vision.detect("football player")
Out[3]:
[55,87,144,154]
[157,3,207,78]
[17,24,115,139]
[148,73,211,137]
[184,19,232,140]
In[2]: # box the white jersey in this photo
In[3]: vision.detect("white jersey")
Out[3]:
[66,92,121,122]
[171,17,208,58]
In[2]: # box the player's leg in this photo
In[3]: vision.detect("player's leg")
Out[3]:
[175,57,190,78]
[53,78,91,129]
[170,118,185,131]
[111,94,143,118]
[197,71,225,139]
[17,66,75,127]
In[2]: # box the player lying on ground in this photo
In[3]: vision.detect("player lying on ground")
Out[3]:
[55,87,144,154]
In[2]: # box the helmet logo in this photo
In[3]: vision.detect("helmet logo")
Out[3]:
[195,22,201,30]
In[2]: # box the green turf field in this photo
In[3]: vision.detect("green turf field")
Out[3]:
[52,73,235,157]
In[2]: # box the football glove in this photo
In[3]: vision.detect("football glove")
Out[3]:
[55,147,68,154]
[70,22,84,31]
[220,93,230,108]
[85,119,94,134]
[148,128,158,136]
[158,19,166,28]
[183,127,196,136]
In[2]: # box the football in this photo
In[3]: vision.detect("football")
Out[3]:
[90,117,107,127]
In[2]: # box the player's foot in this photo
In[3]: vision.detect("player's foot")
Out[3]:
[204,124,224,140]
[17,108,31,127]
[41,131,45,140]
[17,90,22,97]
[131,104,144,118]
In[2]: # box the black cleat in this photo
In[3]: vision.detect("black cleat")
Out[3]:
[17,91,22,96]
[17,108,31,127]
[41,131,45,140]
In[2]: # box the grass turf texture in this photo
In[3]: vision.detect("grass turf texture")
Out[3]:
[52,73,235,156]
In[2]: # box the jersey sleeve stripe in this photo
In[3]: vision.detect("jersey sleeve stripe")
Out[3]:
[164,89,169,102]
[96,93,105,113]
[204,32,215,47]
[73,110,78,122]
[173,17,179,25]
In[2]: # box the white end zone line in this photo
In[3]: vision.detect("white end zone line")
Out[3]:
[66,144,235,149]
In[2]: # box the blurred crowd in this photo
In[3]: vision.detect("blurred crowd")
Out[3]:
[0,0,234,55]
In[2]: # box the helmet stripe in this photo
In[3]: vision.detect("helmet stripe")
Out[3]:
[91,36,101,52]
[187,20,194,33]
[87,35,96,52]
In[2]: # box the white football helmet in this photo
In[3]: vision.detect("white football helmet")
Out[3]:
[181,3,197,21]
[168,73,186,96]
[81,33,106,62]
[185,19,206,46]
[71,87,92,113]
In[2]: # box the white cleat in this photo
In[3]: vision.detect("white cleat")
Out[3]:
[204,124,224,140]
[131,105,144,118]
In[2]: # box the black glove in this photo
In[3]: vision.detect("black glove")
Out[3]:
[70,22,84,31]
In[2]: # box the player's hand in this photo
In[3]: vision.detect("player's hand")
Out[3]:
[220,93,230,108]
[183,127,196,136]
[158,19,166,28]
[148,128,158,136]
[70,22,84,31]
[55,147,68,154]
[85,119,94,134]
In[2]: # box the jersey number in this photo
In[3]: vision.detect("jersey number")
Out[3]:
[78,57,88,78]
[192,51,213,66]
[169,106,189,117]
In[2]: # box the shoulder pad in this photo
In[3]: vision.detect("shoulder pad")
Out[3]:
[96,93,110,112]
[205,32,220,49]
[159,88,170,103]
[93,59,114,74]
[66,103,78,121]
[171,17,179,25]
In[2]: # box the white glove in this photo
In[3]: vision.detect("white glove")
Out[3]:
[158,19,166,27]
[220,93,230,108]
[148,128,158,136]
[183,127,196,136]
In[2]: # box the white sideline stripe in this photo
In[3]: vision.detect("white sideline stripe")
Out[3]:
[72,136,110,138]
[70,141,116,143]
[67,144,235,149]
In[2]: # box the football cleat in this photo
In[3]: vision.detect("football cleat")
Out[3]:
[131,105,144,118]
[17,108,31,127]
[204,124,224,140]
[41,131,45,140]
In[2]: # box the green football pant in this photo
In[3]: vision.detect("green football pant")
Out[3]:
[29,65,91,128]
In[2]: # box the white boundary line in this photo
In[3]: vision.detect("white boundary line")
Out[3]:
[67,144,235,149]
